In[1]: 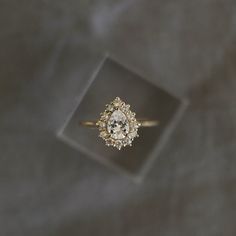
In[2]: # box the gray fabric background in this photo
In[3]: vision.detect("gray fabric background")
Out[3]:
[0,0,236,235]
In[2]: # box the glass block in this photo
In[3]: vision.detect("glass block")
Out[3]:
[58,55,188,182]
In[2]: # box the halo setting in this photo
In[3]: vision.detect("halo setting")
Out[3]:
[96,97,141,150]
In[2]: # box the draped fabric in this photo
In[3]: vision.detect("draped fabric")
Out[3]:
[0,0,236,235]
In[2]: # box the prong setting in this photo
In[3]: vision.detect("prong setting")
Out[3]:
[96,97,140,150]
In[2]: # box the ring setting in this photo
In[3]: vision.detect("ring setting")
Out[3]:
[80,97,159,150]
[97,97,140,150]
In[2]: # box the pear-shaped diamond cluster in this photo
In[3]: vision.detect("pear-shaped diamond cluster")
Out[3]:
[96,97,140,150]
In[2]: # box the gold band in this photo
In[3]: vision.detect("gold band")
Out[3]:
[79,119,159,128]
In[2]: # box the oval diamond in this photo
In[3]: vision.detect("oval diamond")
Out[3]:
[107,110,129,140]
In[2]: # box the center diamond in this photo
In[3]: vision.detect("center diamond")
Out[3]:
[107,110,129,140]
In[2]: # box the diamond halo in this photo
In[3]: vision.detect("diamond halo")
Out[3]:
[96,97,141,150]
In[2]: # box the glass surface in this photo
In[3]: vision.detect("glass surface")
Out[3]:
[58,55,188,182]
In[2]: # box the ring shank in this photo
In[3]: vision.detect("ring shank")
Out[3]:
[79,119,159,128]
[138,119,159,127]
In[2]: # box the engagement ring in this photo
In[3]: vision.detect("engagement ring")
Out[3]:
[80,97,159,150]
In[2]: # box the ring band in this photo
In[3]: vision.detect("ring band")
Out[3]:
[79,97,159,150]
[80,119,159,128]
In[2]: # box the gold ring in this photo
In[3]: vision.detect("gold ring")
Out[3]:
[79,97,159,150]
